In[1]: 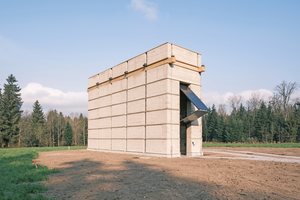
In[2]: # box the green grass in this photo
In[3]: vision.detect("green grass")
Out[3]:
[202,143,300,148]
[0,146,86,200]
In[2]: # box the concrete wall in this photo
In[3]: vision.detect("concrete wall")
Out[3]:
[88,42,203,157]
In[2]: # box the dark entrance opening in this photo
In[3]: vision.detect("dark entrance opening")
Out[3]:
[180,83,189,155]
[179,83,209,156]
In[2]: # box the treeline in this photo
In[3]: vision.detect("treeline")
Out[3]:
[203,81,300,143]
[0,74,87,148]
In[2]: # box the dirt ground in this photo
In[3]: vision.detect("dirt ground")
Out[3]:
[37,148,300,200]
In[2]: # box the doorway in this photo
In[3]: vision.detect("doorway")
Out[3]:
[180,83,189,155]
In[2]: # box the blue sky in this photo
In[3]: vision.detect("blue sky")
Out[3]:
[0,0,299,115]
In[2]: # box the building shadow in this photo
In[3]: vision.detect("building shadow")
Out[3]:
[39,156,285,200]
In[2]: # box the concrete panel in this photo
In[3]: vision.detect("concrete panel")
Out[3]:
[111,115,126,127]
[112,103,126,116]
[168,138,180,155]
[98,84,111,97]
[112,62,127,78]
[99,106,111,118]
[112,79,127,94]
[171,110,180,124]
[146,110,172,125]
[172,65,200,85]
[147,79,168,98]
[112,91,126,105]
[88,129,98,138]
[88,139,98,149]
[112,127,126,138]
[187,125,202,138]
[127,99,145,114]
[147,64,170,84]
[99,69,112,83]
[128,71,145,89]
[88,74,99,88]
[197,54,201,67]
[146,125,168,139]
[127,126,145,138]
[88,99,98,110]
[128,86,145,101]
[99,117,111,129]
[171,79,180,95]
[186,138,202,156]
[98,128,111,138]
[88,109,99,120]
[98,139,111,150]
[172,44,198,66]
[112,139,126,151]
[128,53,146,72]
[171,125,180,138]
[147,94,179,111]
[146,124,180,139]
[99,95,111,108]
[147,79,179,98]
[127,113,145,126]
[127,139,144,152]
[88,88,99,100]
[147,43,171,65]
[146,140,167,154]
[88,119,98,129]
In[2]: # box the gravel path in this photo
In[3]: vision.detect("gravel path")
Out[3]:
[202,149,300,163]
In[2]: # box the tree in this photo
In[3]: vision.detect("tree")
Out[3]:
[1,75,23,147]
[19,110,32,147]
[274,81,299,120]
[207,105,218,141]
[247,92,263,112]
[46,110,58,146]
[228,95,243,114]
[64,121,73,146]
[31,100,46,147]
[57,112,65,146]
[0,87,5,147]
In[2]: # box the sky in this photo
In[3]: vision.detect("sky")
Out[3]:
[0,0,299,116]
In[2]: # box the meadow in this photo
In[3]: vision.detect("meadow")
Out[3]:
[0,146,86,200]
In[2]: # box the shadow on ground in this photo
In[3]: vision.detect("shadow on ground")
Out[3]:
[41,158,218,200]
[39,150,299,200]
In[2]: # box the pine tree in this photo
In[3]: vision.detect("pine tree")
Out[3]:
[31,100,45,146]
[202,116,208,142]
[32,100,45,124]
[64,121,73,146]
[216,115,225,142]
[208,105,218,141]
[225,116,236,143]
[0,88,5,147]
[1,75,23,147]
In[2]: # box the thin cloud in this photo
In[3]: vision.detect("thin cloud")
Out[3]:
[129,0,158,20]
[202,89,274,112]
[21,83,87,116]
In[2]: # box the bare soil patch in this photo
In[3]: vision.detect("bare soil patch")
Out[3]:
[38,148,300,200]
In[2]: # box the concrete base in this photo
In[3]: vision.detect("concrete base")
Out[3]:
[87,148,181,158]
[186,152,203,157]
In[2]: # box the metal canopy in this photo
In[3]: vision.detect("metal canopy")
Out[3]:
[180,84,209,124]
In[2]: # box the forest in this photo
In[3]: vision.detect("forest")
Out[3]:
[202,81,300,143]
[0,74,87,148]
[1,74,299,148]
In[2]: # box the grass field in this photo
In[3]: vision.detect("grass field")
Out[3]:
[0,146,86,200]
[202,143,300,148]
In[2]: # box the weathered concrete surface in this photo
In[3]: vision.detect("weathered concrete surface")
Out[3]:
[88,43,204,157]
